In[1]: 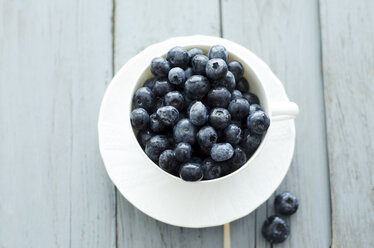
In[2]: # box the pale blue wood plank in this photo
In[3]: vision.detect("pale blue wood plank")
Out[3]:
[0,0,115,247]
[114,0,221,69]
[320,0,374,246]
[221,0,331,247]
[118,199,223,248]
[114,0,223,247]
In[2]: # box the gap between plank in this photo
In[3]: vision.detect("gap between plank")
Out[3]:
[69,88,73,248]
[218,0,223,37]
[111,0,118,247]
[218,2,228,246]
[111,0,117,77]
[316,0,333,247]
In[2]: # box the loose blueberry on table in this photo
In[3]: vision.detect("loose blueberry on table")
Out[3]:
[131,45,270,181]
[262,215,290,244]
[274,191,299,216]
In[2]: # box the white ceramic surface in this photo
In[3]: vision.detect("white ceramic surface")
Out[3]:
[98,35,297,228]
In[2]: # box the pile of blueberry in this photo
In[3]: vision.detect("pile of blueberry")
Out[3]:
[131,45,270,181]
[262,192,299,244]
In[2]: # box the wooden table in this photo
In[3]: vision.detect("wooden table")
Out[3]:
[1,0,373,247]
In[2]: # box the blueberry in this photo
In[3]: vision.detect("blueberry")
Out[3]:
[173,118,196,144]
[187,47,205,63]
[228,61,244,80]
[149,113,166,133]
[159,149,178,172]
[247,111,270,135]
[144,77,156,89]
[130,108,149,131]
[153,79,174,97]
[249,104,263,115]
[214,71,236,92]
[184,95,194,108]
[153,97,165,112]
[174,142,192,162]
[208,45,228,62]
[215,128,224,142]
[205,58,228,80]
[228,98,250,120]
[211,143,234,162]
[197,126,218,148]
[243,92,260,105]
[184,75,210,100]
[231,90,243,100]
[223,124,242,145]
[168,67,186,85]
[274,192,299,216]
[189,156,203,165]
[184,67,193,80]
[156,106,179,126]
[133,87,154,112]
[179,163,203,181]
[230,119,244,129]
[150,57,171,77]
[206,87,231,109]
[229,146,247,170]
[220,160,232,176]
[136,129,154,148]
[240,129,262,153]
[191,54,209,75]
[164,130,175,147]
[202,158,222,180]
[145,135,169,161]
[262,216,290,244]
[194,143,211,156]
[188,101,208,126]
[178,111,187,120]
[187,100,210,114]
[236,77,249,93]
[209,108,231,129]
[225,71,236,92]
[164,91,184,111]
[167,46,189,69]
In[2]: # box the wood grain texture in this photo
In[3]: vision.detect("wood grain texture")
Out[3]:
[4,0,373,247]
[114,0,221,70]
[114,0,223,247]
[117,199,222,248]
[320,0,374,247]
[0,0,115,247]
[229,211,256,248]
[221,0,331,247]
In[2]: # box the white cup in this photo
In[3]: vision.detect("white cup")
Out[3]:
[130,44,299,182]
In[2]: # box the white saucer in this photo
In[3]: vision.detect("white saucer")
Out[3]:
[98,36,296,228]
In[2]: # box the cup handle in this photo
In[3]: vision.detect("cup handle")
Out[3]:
[270,101,299,121]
